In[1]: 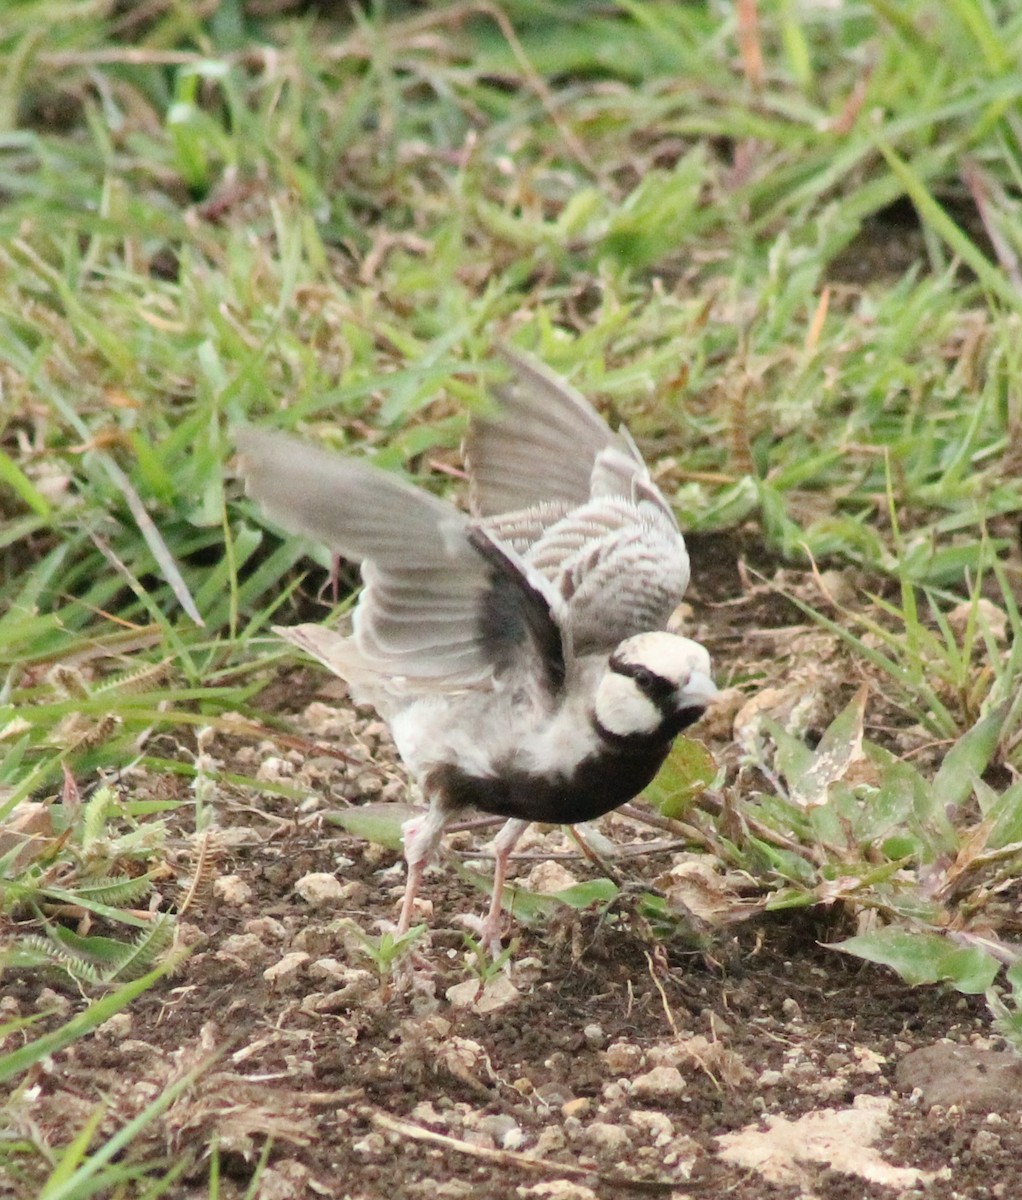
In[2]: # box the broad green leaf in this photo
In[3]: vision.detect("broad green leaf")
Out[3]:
[881,834,923,860]
[856,743,920,843]
[932,702,1010,810]
[327,803,420,851]
[644,736,717,819]
[980,778,1022,850]
[764,717,813,784]
[791,685,867,808]
[746,836,816,886]
[459,865,618,923]
[836,928,1000,994]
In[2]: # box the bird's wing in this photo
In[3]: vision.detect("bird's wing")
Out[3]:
[235,427,569,690]
[467,345,681,533]
[464,345,636,516]
[477,500,573,556]
[526,498,690,652]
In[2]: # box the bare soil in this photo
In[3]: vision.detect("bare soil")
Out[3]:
[5,536,1021,1199]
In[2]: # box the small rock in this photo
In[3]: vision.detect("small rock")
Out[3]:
[948,597,1008,642]
[582,1121,632,1156]
[445,975,520,1013]
[816,568,857,608]
[630,1110,675,1145]
[35,988,71,1017]
[415,1183,473,1199]
[582,1023,605,1049]
[532,1126,567,1157]
[896,1043,1022,1112]
[522,861,579,893]
[256,756,294,781]
[517,1182,597,1200]
[476,1114,524,1149]
[631,1065,687,1100]
[351,1131,387,1161]
[308,957,347,982]
[244,916,287,940]
[410,1101,447,1126]
[604,1041,644,1074]
[302,701,354,738]
[853,1046,886,1075]
[650,1034,752,1088]
[263,951,310,986]
[535,1081,576,1109]
[219,933,271,966]
[294,872,343,906]
[214,874,252,905]
[971,1129,1002,1154]
[211,825,256,848]
[98,1012,132,1039]
[354,771,384,796]
[335,880,368,905]
[437,1037,491,1089]
[303,968,380,1012]
[257,1160,311,1200]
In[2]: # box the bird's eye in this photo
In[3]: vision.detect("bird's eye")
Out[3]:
[631,666,655,692]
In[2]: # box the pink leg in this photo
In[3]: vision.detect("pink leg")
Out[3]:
[397,805,451,934]
[479,818,530,955]
[396,855,427,935]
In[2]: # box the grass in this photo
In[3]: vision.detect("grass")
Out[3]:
[2,0,1022,1191]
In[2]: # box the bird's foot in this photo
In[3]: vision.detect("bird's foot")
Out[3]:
[458,912,511,972]
[480,918,506,964]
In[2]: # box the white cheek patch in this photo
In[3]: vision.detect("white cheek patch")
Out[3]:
[594,673,662,738]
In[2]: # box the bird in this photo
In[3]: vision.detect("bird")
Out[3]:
[235,345,717,953]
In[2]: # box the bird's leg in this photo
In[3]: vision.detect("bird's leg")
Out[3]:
[479,818,530,957]
[397,803,450,935]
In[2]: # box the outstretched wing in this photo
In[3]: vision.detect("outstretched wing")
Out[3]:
[466,346,688,649]
[465,345,624,517]
[465,345,677,529]
[235,427,568,691]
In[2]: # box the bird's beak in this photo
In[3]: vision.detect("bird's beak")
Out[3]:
[682,669,718,709]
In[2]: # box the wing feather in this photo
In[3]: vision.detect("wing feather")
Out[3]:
[235,427,567,689]
[467,345,678,527]
[465,346,629,516]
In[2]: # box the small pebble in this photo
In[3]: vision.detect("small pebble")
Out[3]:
[631,1066,687,1100]
[214,874,252,905]
[604,1041,644,1074]
[294,872,344,906]
[263,951,310,985]
[582,1023,605,1049]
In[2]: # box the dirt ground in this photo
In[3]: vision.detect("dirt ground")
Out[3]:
[6,534,1022,1199]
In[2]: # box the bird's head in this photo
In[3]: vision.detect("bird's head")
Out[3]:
[594,632,717,745]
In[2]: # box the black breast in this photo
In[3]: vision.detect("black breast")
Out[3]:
[425,739,674,825]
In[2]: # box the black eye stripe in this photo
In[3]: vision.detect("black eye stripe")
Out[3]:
[610,658,676,704]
